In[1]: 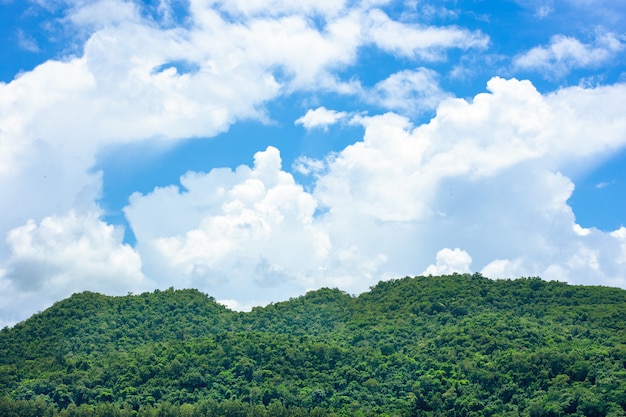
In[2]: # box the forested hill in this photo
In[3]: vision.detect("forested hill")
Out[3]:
[1,275,626,417]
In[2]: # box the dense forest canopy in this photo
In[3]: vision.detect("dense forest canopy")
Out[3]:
[1,274,626,416]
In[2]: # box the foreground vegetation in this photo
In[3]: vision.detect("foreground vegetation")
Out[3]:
[1,274,626,416]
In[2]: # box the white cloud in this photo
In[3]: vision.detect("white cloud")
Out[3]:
[0,0,357,258]
[0,211,145,327]
[366,68,452,115]
[123,145,399,307]
[295,106,349,130]
[612,228,626,271]
[594,180,613,189]
[315,111,434,222]
[481,258,526,279]
[124,147,330,303]
[2,0,626,325]
[5,211,144,291]
[310,78,626,289]
[3,74,626,323]
[209,0,347,18]
[573,223,591,236]
[1,0,485,261]
[16,29,41,52]
[514,31,625,77]
[366,9,489,60]
[611,227,626,239]
[423,248,472,275]
[121,78,626,313]
[217,299,255,312]
[293,156,326,175]
[67,0,141,28]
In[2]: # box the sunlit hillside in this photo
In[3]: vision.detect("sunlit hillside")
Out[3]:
[1,274,626,416]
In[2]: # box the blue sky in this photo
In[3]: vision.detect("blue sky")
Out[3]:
[1,0,626,326]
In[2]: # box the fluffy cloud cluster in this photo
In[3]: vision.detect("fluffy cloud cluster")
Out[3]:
[121,78,626,315]
[0,211,144,326]
[3,74,626,325]
[0,0,488,231]
[1,0,626,326]
[124,147,331,304]
[308,79,626,288]
[7,212,142,288]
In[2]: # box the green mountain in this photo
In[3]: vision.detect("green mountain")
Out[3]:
[1,274,626,417]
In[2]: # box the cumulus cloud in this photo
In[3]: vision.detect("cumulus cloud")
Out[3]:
[117,78,626,313]
[514,31,625,77]
[0,0,487,241]
[124,147,330,304]
[295,107,349,130]
[482,227,626,289]
[2,0,626,326]
[0,211,145,328]
[310,78,626,290]
[5,211,144,291]
[3,74,626,324]
[122,145,400,306]
[423,248,473,275]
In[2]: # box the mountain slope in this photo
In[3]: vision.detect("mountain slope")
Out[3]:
[1,275,626,417]
[1,288,235,360]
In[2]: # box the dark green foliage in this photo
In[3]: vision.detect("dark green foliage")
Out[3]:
[1,276,626,416]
